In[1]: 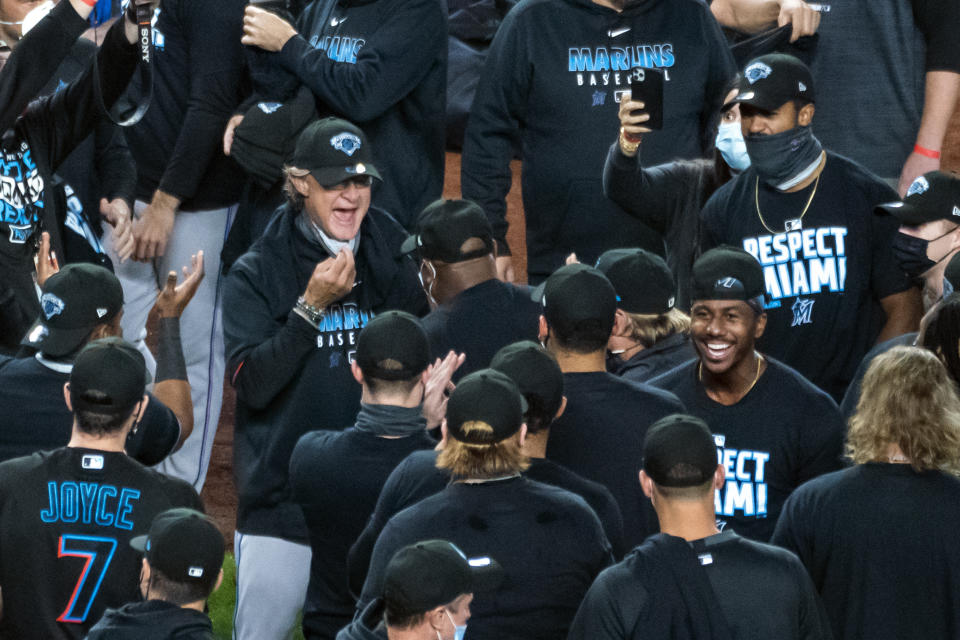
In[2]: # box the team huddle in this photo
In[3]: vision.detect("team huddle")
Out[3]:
[0,0,957,637]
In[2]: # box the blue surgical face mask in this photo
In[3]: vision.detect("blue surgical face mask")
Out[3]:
[715,121,750,172]
[446,609,467,640]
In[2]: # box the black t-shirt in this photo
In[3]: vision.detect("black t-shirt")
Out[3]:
[545,372,685,549]
[359,476,613,640]
[650,358,845,541]
[0,355,180,466]
[421,279,541,380]
[347,450,626,594]
[288,426,436,640]
[772,463,960,640]
[0,448,201,639]
[569,530,831,640]
[701,152,913,399]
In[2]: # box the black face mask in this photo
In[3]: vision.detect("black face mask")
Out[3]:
[744,124,823,188]
[892,228,956,279]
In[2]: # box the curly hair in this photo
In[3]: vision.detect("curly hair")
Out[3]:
[848,346,960,474]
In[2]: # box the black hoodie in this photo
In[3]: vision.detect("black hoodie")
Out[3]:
[461,0,735,282]
[85,601,213,640]
[272,0,447,227]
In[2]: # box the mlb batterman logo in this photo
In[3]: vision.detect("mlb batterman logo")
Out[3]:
[744,62,772,84]
[330,133,362,156]
[41,293,65,320]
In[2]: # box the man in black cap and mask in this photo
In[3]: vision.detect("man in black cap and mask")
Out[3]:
[568,413,831,640]
[650,246,844,541]
[882,171,960,310]
[288,311,438,639]
[700,53,921,400]
[403,199,540,379]
[224,117,426,640]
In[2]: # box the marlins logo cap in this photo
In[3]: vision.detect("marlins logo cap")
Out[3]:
[131,508,225,586]
[691,246,766,306]
[21,263,124,357]
[731,53,815,112]
[290,117,382,188]
[596,248,676,315]
[400,199,495,263]
[446,369,527,444]
[875,171,960,226]
[384,540,503,614]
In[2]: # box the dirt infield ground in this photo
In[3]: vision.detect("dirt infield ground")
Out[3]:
[201,112,960,547]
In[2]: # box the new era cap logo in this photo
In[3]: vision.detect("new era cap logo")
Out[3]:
[330,133,361,156]
[798,81,807,92]
[257,102,282,114]
[907,176,929,197]
[744,62,772,84]
[345,163,367,174]
[96,307,108,318]
[953,205,960,217]
[81,455,104,470]
[41,293,65,319]
[713,434,725,447]
[716,277,738,288]
[188,567,204,578]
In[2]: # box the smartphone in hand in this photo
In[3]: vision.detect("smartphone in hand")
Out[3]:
[627,67,664,130]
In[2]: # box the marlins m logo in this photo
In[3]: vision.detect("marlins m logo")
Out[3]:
[744,62,772,84]
[330,133,361,156]
[791,297,814,326]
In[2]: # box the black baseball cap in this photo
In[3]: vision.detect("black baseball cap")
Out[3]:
[875,171,960,226]
[21,264,124,357]
[384,540,503,614]
[643,414,719,488]
[131,508,225,585]
[69,337,150,416]
[289,117,381,188]
[531,263,617,338]
[446,369,527,444]
[355,311,430,380]
[400,199,494,263]
[691,246,766,304]
[595,248,676,315]
[490,341,564,423]
[731,53,815,112]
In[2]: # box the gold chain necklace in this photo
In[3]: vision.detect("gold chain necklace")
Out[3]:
[755,173,820,234]
[699,352,765,396]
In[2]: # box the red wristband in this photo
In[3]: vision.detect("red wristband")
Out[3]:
[80,0,98,7]
[914,144,941,160]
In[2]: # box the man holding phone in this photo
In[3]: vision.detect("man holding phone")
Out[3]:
[461,0,735,284]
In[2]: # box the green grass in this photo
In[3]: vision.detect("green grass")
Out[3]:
[208,553,305,640]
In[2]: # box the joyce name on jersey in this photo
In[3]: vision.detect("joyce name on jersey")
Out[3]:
[313,302,375,368]
[741,226,848,318]
[714,435,770,524]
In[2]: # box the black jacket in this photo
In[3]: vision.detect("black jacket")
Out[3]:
[0,3,139,354]
[85,601,214,640]
[223,204,427,541]
[271,0,447,227]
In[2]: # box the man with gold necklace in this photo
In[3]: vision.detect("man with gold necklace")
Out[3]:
[700,53,921,401]
[651,247,844,541]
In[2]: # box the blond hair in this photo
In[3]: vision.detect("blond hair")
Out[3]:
[625,308,690,348]
[436,423,529,479]
[848,346,960,474]
[282,166,311,210]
